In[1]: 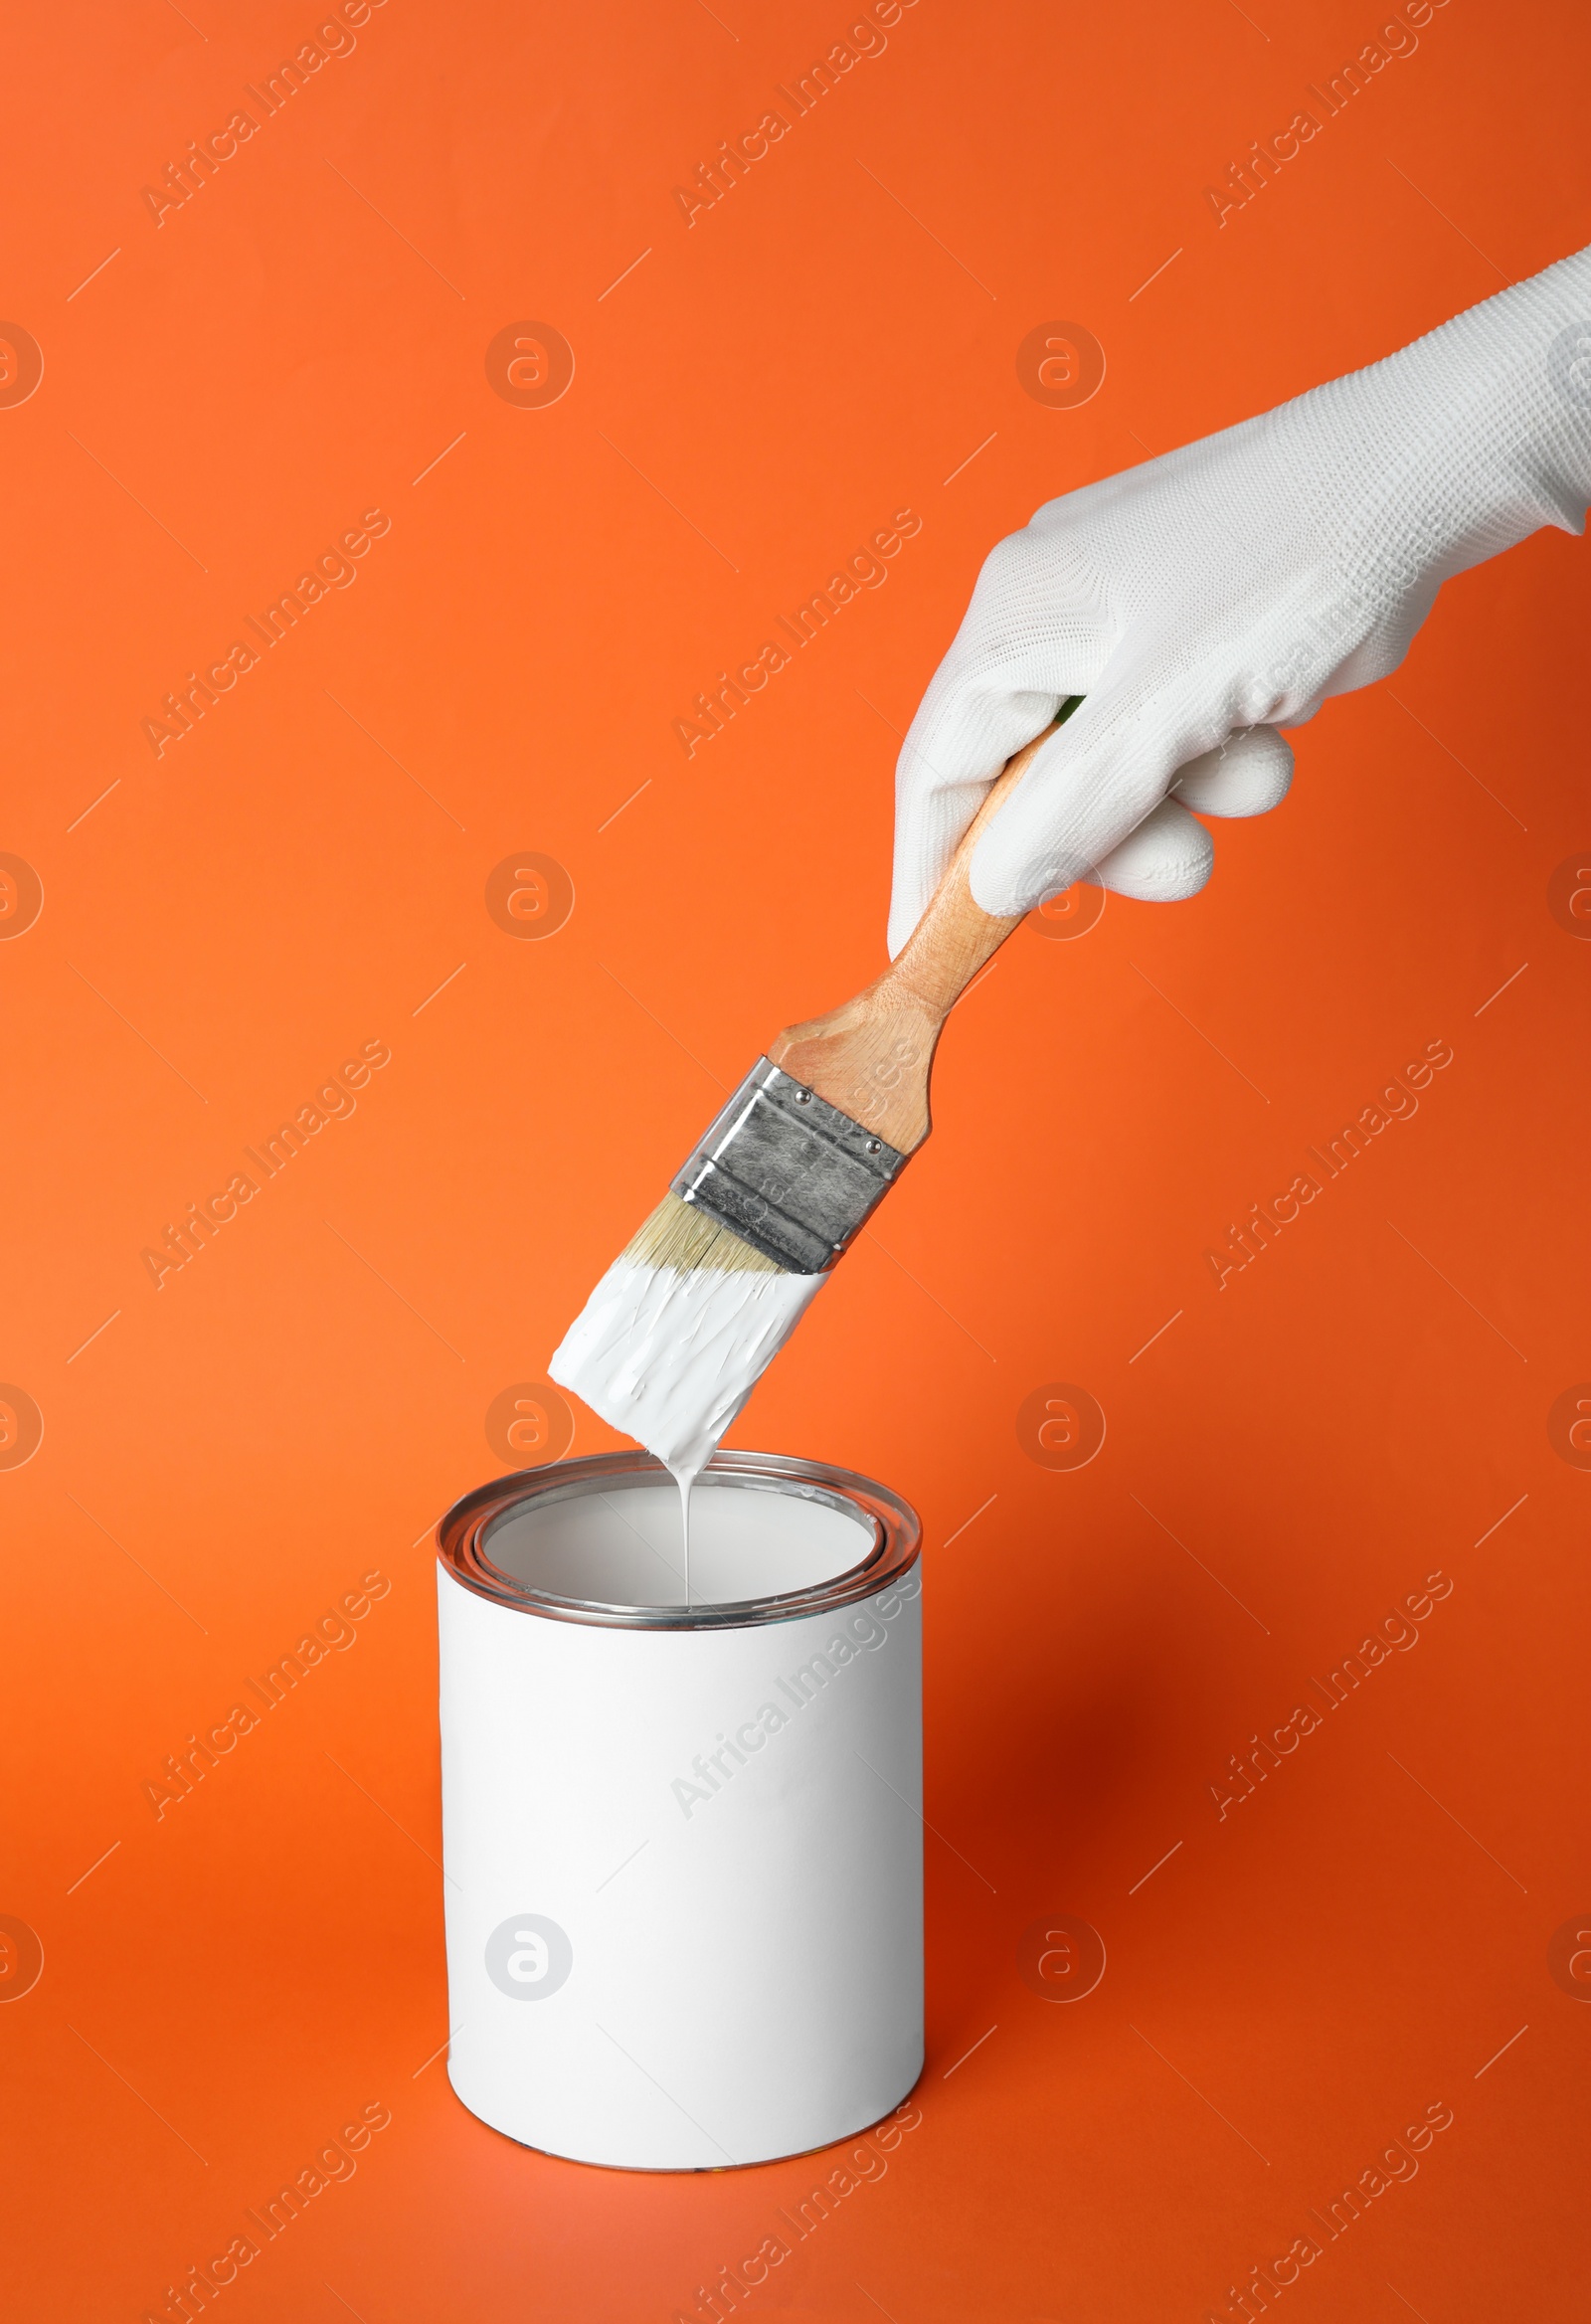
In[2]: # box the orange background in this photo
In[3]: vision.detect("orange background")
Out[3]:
[4,1,1589,2317]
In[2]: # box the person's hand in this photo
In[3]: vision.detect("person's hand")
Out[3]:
[889,245,1591,957]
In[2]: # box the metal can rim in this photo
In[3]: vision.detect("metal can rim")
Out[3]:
[436,1448,921,1631]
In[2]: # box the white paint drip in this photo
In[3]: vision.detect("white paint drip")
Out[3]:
[550,1260,825,1602]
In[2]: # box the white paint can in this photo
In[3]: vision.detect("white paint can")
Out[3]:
[436,1448,923,2170]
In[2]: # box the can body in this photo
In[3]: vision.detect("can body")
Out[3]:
[436,1450,923,2170]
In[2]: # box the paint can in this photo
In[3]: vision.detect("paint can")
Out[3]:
[436,1448,924,2170]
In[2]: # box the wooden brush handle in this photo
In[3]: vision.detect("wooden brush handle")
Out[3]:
[768,729,1049,1154]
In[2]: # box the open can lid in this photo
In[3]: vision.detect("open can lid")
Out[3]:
[436,1448,921,1631]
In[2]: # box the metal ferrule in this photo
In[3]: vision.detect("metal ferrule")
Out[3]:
[671,1057,910,1274]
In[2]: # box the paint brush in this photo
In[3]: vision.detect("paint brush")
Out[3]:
[551,711,1077,1479]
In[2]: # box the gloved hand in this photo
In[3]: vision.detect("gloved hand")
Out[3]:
[889,245,1591,956]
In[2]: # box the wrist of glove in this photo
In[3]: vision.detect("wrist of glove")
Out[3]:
[889,245,1591,957]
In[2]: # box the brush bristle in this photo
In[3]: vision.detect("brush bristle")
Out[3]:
[622,1190,781,1275]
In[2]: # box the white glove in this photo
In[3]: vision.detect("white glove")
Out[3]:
[890,246,1591,956]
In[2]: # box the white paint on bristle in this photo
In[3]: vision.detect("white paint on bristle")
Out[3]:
[550,1259,825,1601]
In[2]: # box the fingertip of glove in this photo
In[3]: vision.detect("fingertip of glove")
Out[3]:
[1172,725,1294,817]
[1093,798,1214,901]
